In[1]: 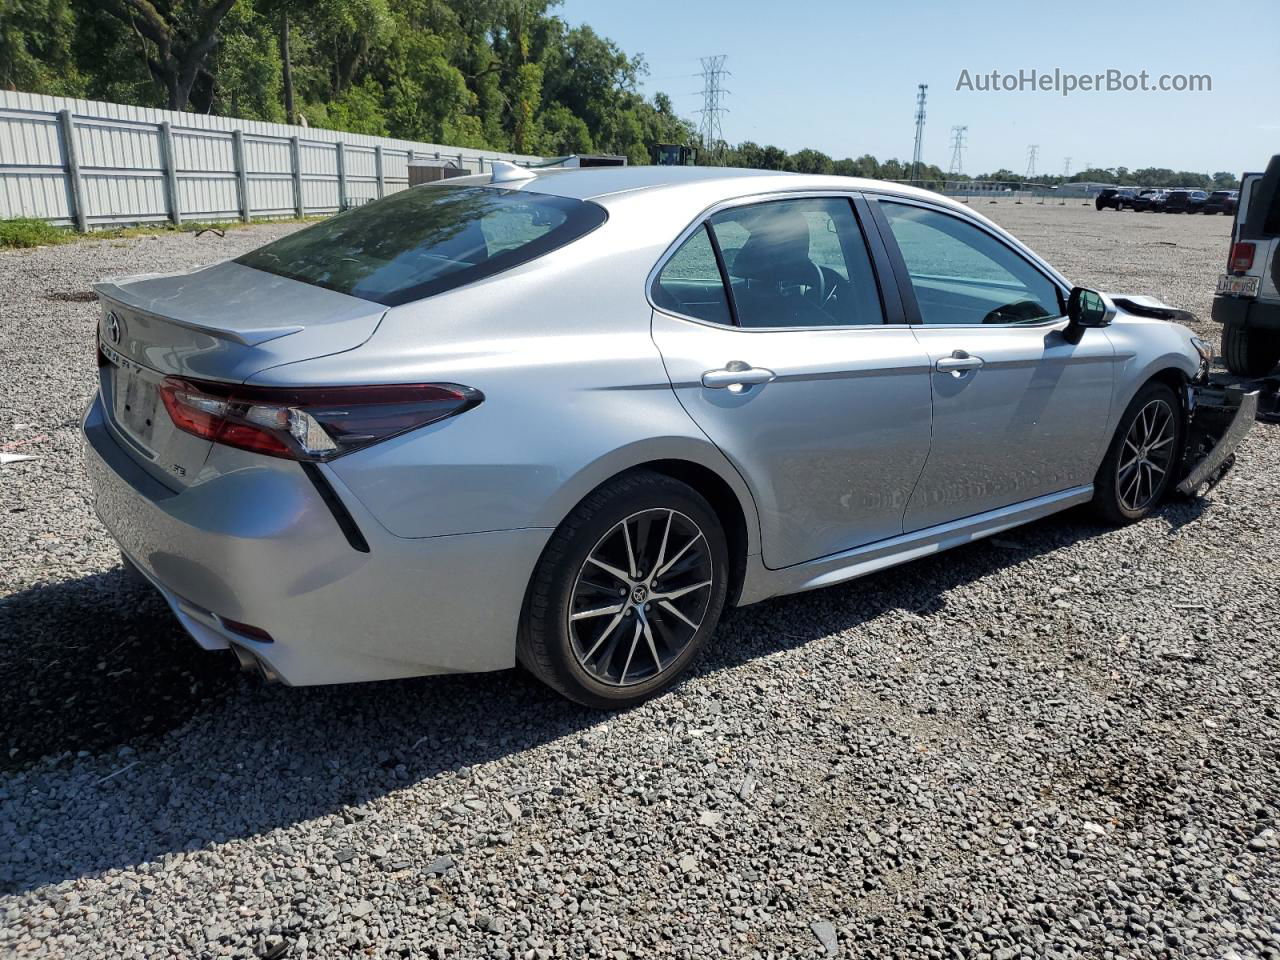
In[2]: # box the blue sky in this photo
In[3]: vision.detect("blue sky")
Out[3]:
[557,0,1279,176]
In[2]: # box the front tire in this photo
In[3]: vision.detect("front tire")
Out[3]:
[519,471,729,709]
[1093,381,1184,524]
[1222,323,1280,377]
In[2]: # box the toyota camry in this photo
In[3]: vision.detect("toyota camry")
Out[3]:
[83,164,1251,708]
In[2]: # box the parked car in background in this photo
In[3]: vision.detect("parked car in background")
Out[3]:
[1214,157,1280,376]
[1203,190,1239,215]
[1164,190,1209,213]
[1130,189,1166,212]
[1096,187,1135,211]
[83,165,1247,707]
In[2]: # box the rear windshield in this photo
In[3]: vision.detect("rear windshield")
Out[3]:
[237,185,606,306]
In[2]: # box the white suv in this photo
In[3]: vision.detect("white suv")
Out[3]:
[1214,155,1280,376]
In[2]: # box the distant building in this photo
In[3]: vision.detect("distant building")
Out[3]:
[1055,181,1113,198]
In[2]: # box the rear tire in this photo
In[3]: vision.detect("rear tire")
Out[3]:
[519,471,729,710]
[1092,381,1184,525]
[1222,323,1280,377]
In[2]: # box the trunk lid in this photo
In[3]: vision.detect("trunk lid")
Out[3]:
[94,260,385,490]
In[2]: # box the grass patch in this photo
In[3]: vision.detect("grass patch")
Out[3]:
[0,217,75,249]
[1,214,327,250]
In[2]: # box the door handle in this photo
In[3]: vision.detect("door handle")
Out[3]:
[702,361,777,390]
[935,351,984,376]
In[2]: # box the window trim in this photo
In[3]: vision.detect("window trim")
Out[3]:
[647,190,904,333]
[866,193,1071,328]
[704,222,741,327]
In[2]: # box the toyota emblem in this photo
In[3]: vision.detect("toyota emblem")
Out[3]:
[105,311,122,345]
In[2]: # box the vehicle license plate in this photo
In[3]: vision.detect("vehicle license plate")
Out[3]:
[1216,274,1260,297]
[106,348,161,449]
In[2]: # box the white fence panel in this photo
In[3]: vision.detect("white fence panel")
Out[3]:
[0,91,542,229]
[0,172,69,220]
[83,172,167,223]
[0,112,61,165]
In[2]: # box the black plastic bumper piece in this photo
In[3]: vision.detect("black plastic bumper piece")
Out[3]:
[1176,386,1258,496]
[300,463,371,554]
[1212,294,1280,331]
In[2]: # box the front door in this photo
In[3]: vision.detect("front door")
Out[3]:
[872,198,1116,532]
[650,195,933,569]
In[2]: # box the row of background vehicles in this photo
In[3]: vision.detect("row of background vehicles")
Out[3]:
[1097,187,1239,214]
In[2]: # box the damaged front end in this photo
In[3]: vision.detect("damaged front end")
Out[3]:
[1177,377,1260,496]
[1110,296,1270,496]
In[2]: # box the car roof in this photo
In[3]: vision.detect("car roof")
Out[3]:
[444,164,977,215]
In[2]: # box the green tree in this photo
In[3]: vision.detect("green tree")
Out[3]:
[787,148,834,175]
[209,2,282,121]
[96,0,238,110]
[0,0,84,95]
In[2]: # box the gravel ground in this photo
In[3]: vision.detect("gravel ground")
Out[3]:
[1,206,1277,960]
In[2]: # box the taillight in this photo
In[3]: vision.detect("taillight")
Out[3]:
[158,378,483,461]
[1230,242,1256,273]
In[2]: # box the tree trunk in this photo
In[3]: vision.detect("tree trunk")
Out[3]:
[279,10,295,124]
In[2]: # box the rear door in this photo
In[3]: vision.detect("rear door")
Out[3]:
[1234,157,1280,303]
[650,194,933,569]
[869,196,1115,532]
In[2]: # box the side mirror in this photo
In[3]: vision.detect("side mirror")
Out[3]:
[1064,286,1113,344]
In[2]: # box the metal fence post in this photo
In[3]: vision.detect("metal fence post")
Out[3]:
[56,109,87,232]
[336,142,347,211]
[159,121,181,226]
[374,145,385,198]
[290,136,304,218]
[231,130,250,223]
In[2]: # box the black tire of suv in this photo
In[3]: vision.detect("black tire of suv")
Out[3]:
[518,471,730,710]
[1092,381,1184,525]
[1222,323,1280,377]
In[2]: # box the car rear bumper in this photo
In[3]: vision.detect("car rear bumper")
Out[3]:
[82,392,551,685]
[1213,294,1280,331]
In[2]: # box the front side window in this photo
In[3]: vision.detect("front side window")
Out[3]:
[237,185,606,306]
[880,201,1062,325]
[709,198,884,328]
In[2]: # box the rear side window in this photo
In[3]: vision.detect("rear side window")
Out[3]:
[652,225,733,325]
[237,185,606,306]
[652,197,885,328]
[710,198,884,328]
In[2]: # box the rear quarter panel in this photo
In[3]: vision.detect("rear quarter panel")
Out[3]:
[252,193,762,550]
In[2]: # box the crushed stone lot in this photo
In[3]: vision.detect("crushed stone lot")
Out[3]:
[1,205,1278,959]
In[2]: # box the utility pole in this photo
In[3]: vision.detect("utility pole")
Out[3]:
[1063,156,1072,177]
[1024,144,1038,180]
[696,56,730,162]
[948,125,967,176]
[910,84,928,182]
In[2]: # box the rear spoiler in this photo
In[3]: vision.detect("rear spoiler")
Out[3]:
[93,282,304,347]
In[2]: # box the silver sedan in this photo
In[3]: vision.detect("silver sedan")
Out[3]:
[83,165,1233,707]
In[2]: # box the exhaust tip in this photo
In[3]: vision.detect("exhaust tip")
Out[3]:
[229,644,281,683]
